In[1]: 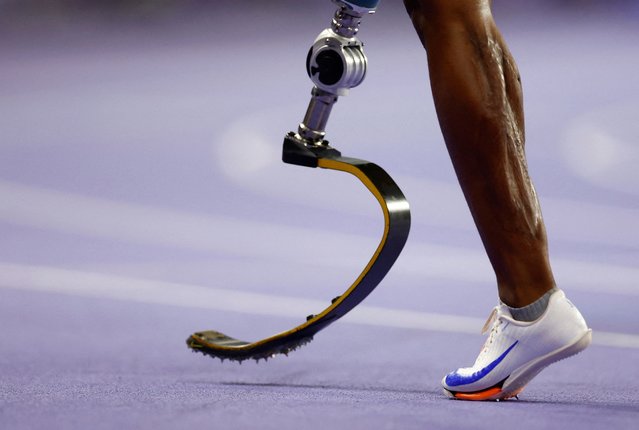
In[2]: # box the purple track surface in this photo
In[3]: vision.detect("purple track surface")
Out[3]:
[1,1,638,429]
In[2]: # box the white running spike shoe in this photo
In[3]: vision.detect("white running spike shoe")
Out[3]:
[442,289,592,401]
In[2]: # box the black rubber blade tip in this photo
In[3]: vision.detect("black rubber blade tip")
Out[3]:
[186,330,314,363]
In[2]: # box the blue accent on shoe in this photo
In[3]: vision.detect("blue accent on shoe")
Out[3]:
[445,340,519,387]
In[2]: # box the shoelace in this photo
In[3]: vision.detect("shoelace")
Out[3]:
[479,306,505,354]
[481,306,501,335]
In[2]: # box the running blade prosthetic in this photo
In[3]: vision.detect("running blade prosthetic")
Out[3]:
[187,138,410,362]
[187,0,410,362]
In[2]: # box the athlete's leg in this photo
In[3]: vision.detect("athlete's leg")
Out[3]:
[403,0,554,307]
[403,1,591,400]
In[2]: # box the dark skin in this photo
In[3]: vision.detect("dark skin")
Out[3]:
[403,0,555,307]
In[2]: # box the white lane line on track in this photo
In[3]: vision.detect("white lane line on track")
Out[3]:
[0,180,638,295]
[0,262,637,350]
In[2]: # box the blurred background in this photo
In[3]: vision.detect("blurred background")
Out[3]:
[1,0,637,289]
[1,0,638,332]
[1,0,638,324]
[0,1,638,428]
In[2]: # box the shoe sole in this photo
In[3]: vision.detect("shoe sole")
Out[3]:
[444,328,592,401]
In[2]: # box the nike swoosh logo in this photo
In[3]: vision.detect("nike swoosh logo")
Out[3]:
[445,340,519,387]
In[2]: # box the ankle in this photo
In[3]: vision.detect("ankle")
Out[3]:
[502,287,559,322]
[498,282,556,308]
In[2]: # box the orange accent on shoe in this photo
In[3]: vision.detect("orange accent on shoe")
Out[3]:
[454,387,502,401]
